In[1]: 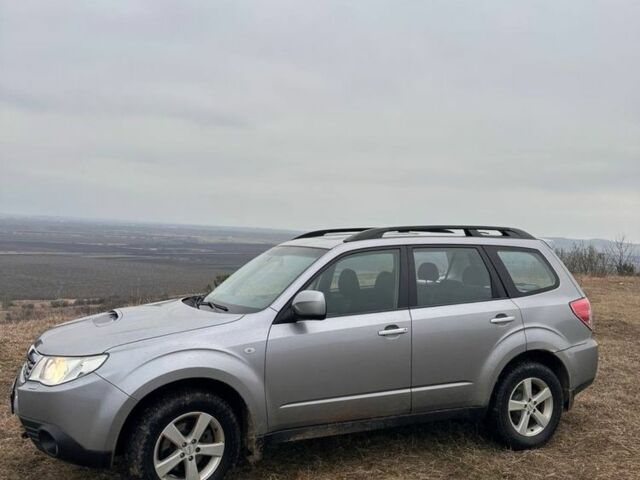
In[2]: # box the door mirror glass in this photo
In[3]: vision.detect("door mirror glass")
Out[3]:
[292,290,326,320]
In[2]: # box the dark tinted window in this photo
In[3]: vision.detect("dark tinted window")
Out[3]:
[308,250,399,316]
[413,247,493,307]
[497,249,556,293]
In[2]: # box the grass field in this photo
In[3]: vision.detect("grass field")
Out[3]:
[0,217,285,300]
[1,276,638,480]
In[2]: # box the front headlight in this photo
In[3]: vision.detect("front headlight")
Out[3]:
[29,354,108,386]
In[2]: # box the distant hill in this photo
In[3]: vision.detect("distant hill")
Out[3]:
[1,215,638,300]
[0,215,298,299]
[543,237,636,251]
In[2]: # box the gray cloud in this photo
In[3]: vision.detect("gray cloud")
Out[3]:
[0,87,250,127]
[0,0,638,240]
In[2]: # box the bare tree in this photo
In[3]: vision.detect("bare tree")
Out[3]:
[555,243,608,276]
[607,234,636,275]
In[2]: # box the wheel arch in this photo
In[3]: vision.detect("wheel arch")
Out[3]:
[489,349,571,410]
[113,377,259,461]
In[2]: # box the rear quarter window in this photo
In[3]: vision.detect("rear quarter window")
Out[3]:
[494,248,558,294]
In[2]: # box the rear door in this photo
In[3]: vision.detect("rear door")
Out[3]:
[265,247,412,431]
[409,245,526,412]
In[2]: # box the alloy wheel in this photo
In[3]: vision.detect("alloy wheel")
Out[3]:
[153,411,225,480]
[508,377,554,437]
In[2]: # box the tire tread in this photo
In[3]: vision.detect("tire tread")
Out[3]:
[487,362,563,450]
[125,389,241,480]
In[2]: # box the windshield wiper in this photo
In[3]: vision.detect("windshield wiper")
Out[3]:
[208,301,229,312]
[196,296,229,312]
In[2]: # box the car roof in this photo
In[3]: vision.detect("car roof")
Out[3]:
[283,235,542,250]
[281,235,350,249]
[281,226,542,251]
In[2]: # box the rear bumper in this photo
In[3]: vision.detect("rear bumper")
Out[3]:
[557,338,598,409]
[566,378,594,410]
[19,417,112,468]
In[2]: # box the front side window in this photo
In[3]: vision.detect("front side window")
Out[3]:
[205,246,326,312]
[496,249,557,294]
[413,247,493,307]
[308,249,400,316]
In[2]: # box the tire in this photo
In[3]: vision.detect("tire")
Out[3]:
[126,389,241,480]
[487,362,563,450]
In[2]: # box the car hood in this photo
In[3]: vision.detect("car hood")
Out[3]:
[34,299,243,356]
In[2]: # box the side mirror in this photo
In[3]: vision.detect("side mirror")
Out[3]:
[291,290,326,320]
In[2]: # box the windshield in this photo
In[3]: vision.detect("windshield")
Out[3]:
[204,246,326,312]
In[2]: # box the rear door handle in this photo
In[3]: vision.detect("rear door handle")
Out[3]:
[490,314,516,325]
[378,326,409,336]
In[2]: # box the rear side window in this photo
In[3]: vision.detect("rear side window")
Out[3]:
[496,249,557,294]
[412,247,493,307]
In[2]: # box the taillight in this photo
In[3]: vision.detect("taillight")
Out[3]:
[570,297,592,330]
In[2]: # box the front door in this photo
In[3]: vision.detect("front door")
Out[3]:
[265,248,411,431]
[409,245,525,412]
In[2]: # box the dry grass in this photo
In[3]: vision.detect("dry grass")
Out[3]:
[1,276,639,480]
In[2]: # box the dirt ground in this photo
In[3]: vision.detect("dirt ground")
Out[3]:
[1,276,639,480]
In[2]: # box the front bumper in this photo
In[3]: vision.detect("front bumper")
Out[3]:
[19,417,112,468]
[12,371,131,468]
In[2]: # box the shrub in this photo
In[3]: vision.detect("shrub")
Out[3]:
[617,262,636,276]
[555,244,609,276]
[51,300,70,308]
[607,234,637,276]
[2,296,14,310]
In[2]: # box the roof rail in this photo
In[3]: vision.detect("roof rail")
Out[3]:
[345,225,535,242]
[294,228,373,240]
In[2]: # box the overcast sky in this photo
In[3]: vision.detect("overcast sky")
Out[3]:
[1,1,638,240]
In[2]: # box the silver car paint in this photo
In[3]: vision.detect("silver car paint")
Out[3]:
[266,309,412,430]
[410,298,525,411]
[291,290,327,318]
[97,307,276,447]
[14,373,130,452]
[35,301,244,356]
[13,235,598,465]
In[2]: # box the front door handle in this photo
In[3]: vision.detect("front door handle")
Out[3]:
[490,314,516,325]
[378,326,409,336]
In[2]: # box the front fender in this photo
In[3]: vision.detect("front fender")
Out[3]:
[99,347,267,454]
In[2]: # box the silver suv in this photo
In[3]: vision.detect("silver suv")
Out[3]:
[11,225,598,480]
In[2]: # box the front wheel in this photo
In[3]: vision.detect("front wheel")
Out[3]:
[487,362,563,450]
[126,390,241,480]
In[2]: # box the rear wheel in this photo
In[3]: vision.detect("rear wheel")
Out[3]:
[126,390,241,480]
[488,362,563,449]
